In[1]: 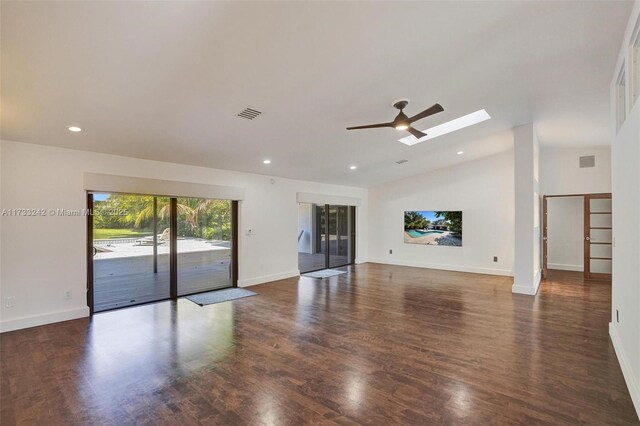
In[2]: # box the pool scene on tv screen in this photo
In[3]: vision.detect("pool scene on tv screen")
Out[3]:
[404,211,462,246]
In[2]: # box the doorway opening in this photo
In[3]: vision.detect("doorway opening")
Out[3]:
[542,193,611,281]
[297,203,356,274]
[87,192,238,313]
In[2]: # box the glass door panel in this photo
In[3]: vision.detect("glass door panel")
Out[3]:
[92,193,171,312]
[176,197,233,296]
[590,259,612,274]
[589,213,612,228]
[590,243,612,259]
[316,205,329,271]
[329,206,352,268]
[589,228,612,243]
[590,198,612,212]
[297,203,326,274]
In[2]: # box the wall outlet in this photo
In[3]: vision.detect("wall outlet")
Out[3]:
[389,249,393,254]
[64,290,72,300]
[5,296,15,308]
[493,256,498,262]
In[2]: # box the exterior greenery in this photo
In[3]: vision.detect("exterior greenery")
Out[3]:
[434,211,462,235]
[404,211,430,230]
[93,194,231,240]
[93,228,151,240]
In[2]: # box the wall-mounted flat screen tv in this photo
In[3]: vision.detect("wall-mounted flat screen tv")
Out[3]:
[404,211,462,246]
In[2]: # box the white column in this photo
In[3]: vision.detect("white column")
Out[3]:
[513,123,542,295]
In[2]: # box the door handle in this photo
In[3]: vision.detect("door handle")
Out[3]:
[585,237,591,241]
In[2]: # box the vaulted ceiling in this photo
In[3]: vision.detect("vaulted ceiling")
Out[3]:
[1,1,632,187]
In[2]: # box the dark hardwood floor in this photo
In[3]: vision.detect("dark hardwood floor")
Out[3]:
[1,264,637,425]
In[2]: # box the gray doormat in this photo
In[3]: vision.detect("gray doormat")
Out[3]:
[302,269,347,279]
[185,288,257,306]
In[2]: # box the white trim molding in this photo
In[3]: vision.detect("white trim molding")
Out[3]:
[610,322,640,419]
[547,263,583,272]
[0,307,89,333]
[237,270,300,288]
[368,258,513,277]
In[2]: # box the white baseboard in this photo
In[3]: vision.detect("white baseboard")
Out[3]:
[610,322,640,420]
[512,284,538,295]
[0,306,90,333]
[367,258,513,277]
[354,258,368,264]
[237,270,300,287]
[512,270,541,296]
[548,263,583,272]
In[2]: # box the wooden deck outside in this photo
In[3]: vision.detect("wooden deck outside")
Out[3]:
[94,248,348,312]
[94,250,231,312]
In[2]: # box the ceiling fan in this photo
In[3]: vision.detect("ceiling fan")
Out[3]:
[346,99,444,139]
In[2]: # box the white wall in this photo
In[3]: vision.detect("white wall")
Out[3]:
[539,146,612,195]
[297,203,312,253]
[547,196,584,271]
[367,151,514,276]
[0,140,368,332]
[0,141,3,318]
[609,1,640,418]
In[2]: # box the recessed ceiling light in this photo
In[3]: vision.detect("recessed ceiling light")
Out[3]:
[398,109,491,146]
[350,165,357,170]
[66,126,83,133]
[457,151,464,155]
[263,159,271,164]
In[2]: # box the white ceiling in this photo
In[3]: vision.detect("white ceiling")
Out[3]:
[1,1,632,187]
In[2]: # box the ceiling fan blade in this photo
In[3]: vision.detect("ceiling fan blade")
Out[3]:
[346,122,393,130]
[407,103,444,124]
[406,126,427,139]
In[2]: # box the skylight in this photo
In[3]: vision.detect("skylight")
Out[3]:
[398,109,491,146]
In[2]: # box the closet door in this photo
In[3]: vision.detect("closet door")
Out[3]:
[584,194,612,281]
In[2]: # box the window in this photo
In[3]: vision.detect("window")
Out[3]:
[616,64,626,131]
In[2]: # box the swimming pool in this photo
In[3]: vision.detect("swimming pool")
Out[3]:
[406,230,445,238]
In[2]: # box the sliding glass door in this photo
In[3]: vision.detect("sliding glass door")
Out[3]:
[88,193,236,313]
[297,203,355,273]
[176,197,233,295]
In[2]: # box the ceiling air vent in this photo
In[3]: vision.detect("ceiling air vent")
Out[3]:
[237,107,262,120]
[395,159,408,164]
[579,155,595,168]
